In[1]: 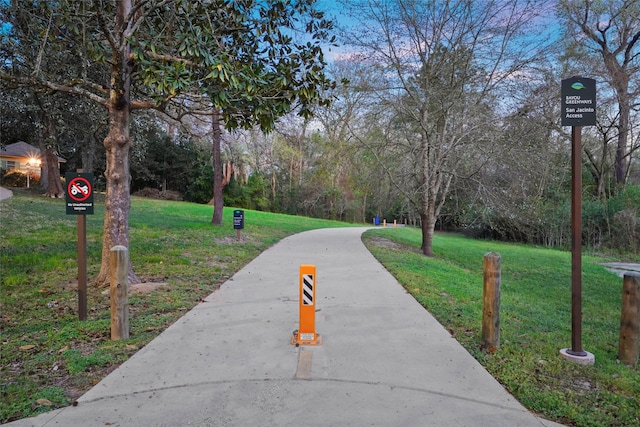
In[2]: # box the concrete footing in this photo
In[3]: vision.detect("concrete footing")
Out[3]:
[559,348,595,365]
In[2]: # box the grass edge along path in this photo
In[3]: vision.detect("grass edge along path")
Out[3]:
[0,190,355,423]
[363,227,639,427]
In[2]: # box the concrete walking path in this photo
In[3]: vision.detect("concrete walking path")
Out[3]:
[603,262,640,277]
[3,227,564,427]
[0,186,13,200]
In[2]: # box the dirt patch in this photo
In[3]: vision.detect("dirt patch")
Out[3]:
[214,235,251,244]
[58,280,79,291]
[130,282,171,294]
[97,282,171,295]
[364,235,425,256]
[132,187,183,201]
[366,235,405,250]
[204,260,227,268]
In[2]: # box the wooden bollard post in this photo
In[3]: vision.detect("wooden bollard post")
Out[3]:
[482,252,501,351]
[110,245,129,340]
[619,273,640,366]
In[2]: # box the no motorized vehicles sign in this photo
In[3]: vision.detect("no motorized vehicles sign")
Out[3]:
[65,173,94,215]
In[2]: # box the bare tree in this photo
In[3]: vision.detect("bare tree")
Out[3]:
[559,0,640,186]
[343,0,555,255]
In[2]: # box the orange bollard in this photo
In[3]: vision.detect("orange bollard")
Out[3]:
[291,264,321,346]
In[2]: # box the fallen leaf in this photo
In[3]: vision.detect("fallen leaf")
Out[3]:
[36,398,52,406]
[58,346,69,353]
[126,344,138,350]
[19,345,35,350]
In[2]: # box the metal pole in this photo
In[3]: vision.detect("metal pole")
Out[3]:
[569,126,586,356]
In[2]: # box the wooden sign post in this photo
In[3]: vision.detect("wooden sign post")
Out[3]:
[65,170,94,321]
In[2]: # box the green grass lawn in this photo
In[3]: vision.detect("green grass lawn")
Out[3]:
[1,190,638,426]
[363,228,639,427]
[0,189,352,423]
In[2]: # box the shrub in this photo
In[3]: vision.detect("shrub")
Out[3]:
[133,187,183,201]
[1,170,40,188]
[608,185,640,254]
[612,209,639,253]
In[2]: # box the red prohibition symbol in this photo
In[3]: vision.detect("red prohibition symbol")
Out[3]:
[67,177,92,202]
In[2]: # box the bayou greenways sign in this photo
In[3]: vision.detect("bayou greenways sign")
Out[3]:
[561,77,596,127]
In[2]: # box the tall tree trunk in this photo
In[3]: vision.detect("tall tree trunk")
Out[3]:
[33,94,64,197]
[211,110,224,225]
[42,148,64,197]
[615,94,630,185]
[95,0,139,286]
[420,211,435,256]
[40,116,64,198]
[81,133,97,172]
[271,172,276,202]
[419,176,438,257]
[597,28,633,186]
[361,193,367,224]
[95,106,139,286]
[418,133,452,256]
[419,129,435,256]
[38,156,48,189]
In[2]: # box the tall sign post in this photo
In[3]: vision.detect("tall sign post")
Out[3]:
[65,170,95,321]
[560,77,596,365]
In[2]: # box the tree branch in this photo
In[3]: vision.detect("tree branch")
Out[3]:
[96,0,118,53]
[0,72,108,107]
[127,0,173,39]
[132,51,198,67]
[32,11,53,78]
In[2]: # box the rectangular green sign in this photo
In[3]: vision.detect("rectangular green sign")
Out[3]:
[561,77,596,127]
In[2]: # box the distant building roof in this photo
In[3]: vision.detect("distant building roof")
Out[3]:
[0,141,66,162]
